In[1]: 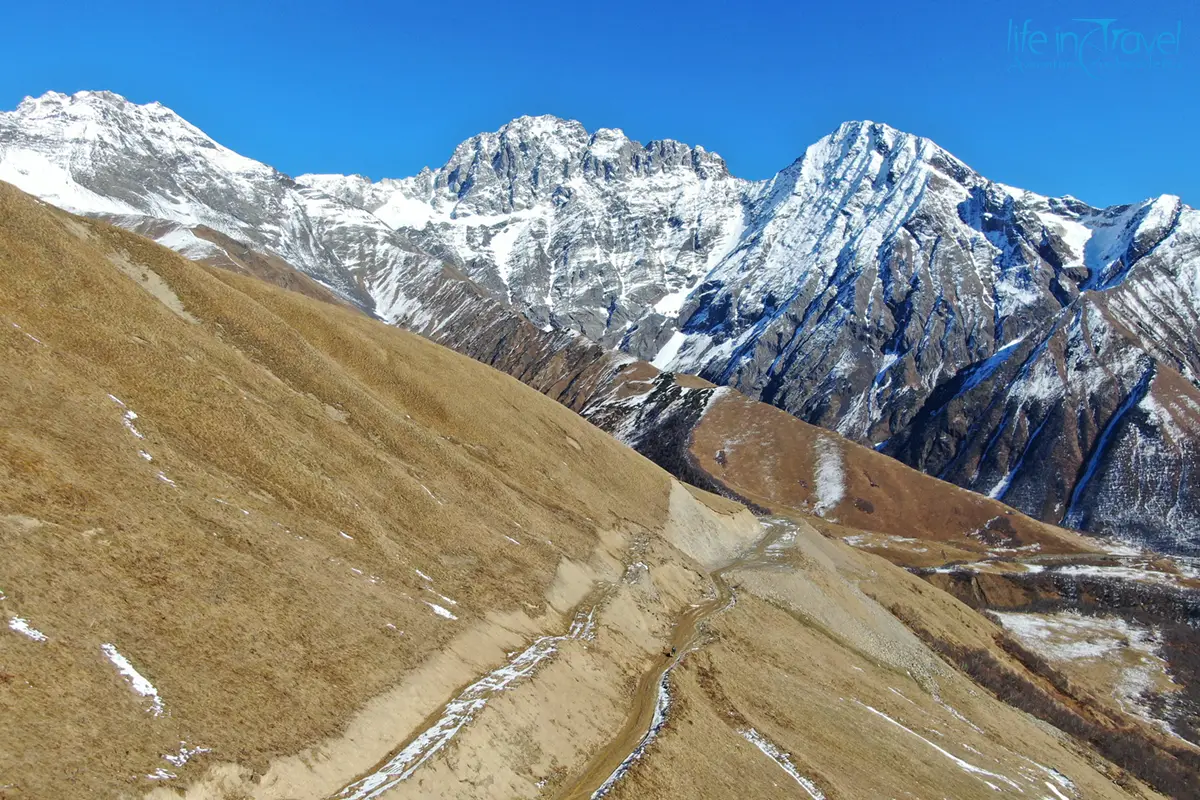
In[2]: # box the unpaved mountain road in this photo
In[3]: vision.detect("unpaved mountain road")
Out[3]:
[324,518,794,800]
[327,599,605,800]
[556,518,798,800]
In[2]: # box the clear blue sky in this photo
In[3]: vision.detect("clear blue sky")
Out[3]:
[1,0,1195,207]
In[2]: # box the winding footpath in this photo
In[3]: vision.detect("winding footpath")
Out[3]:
[556,518,797,800]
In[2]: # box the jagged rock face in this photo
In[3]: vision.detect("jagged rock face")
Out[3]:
[662,124,1186,438]
[889,257,1200,556]
[299,115,749,349]
[3,91,1199,554]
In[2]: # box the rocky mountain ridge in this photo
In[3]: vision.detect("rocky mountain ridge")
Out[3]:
[3,179,1192,799]
[2,90,1198,554]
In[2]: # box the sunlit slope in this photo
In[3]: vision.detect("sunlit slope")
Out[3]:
[1,180,1181,800]
[0,180,674,797]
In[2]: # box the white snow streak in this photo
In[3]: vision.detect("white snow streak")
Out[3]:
[8,616,48,642]
[162,741,211,768]
[101,643,164,716]
[740,728,825,799]
[853,700,1021,791]
[423,588,458,607]
[109,395,147,438]
[122,409,145,439]
[593,671,672,798]
[812,437,845,517]
[1045,782,1071,800]
[335,607,596,800]
[423,602,457,620]
[650,330,688,370]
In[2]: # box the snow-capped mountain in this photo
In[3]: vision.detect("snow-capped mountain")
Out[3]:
[2,90,1199,554]
[0,90,442,310]
[298,115,748,352]
[653,123,1191,437]
[297,114,1200,553]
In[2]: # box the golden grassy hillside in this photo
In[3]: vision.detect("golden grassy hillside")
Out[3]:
[1,180,1185,800]
[690,389,1099,565]
[589,518,1164,800]
[0,180,676,798]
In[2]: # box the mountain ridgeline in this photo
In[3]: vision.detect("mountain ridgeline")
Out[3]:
[3,90,1198,554]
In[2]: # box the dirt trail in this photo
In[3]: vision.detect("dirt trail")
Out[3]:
[555,518,796,800]
[328,601,603,800]
[323,519,792,800]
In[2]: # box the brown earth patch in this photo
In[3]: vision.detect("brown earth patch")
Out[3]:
[690,390,1097,564]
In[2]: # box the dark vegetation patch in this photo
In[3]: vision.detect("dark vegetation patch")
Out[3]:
[853,497,875,514]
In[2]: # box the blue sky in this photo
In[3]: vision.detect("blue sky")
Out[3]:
[1,0,1195,206]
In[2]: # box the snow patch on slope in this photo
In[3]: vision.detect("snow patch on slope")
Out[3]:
[101,643,165,716]
[740,728,825,799]
[8,616,48,642]
[992,611,1183,739]
[812,437,845,517]
[335,607,596,799]
[853,700,1022,791]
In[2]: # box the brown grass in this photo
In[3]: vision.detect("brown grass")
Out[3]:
[690,391,1098,565]
[605,555,1155,800]
[0,180,674,798]
[892,606,1200,799]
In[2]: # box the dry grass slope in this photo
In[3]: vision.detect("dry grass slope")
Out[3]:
[0,180,1186,800]
[0,181,673,798]
[691,390,1099,564]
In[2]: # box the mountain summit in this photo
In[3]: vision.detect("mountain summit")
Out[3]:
[297,111,745,336]
[3,90,1199,554]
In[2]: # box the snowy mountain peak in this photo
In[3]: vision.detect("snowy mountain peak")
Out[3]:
[1,90,271,184]
[13,90,190,135]
[824,119,937,155]
[0,90,440,307]
[794,119,977,190]
[4,91,1200,553]
[448,114,590,167]
[18,89,128,110]
[587,126,632,159]
[501,113,588,137]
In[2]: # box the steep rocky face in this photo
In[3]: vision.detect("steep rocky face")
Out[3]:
[3,91,1199,554]
[888,289,1200,556]
[660,124,1187,438]
[300,115,749,350]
